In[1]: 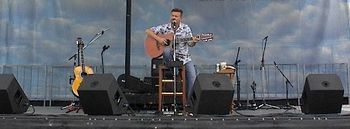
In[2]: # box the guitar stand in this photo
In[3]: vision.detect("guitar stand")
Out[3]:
[61,101,83,113]
[249,81,257,110]
[63,72,82,113]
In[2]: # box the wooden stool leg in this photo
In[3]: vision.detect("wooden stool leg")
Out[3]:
[157,65,187,113]
[158,67,163,112]
[181,65,186,109]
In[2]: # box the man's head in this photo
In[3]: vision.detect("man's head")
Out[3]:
[170,8,183,25]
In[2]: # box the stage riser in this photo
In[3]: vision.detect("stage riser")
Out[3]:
[27,97,349,109]
[1,115,350,129]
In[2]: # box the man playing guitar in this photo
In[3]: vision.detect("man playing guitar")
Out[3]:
[145,8,200,99]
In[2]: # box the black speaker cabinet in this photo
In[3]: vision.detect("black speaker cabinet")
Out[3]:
[0,74,29,114]
[78,74,129,115]
[189,73,234,115]
[301,74,344,114]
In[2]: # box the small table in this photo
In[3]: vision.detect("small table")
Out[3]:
[216,68,235,80]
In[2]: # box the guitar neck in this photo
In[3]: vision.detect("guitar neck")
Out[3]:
[176,37,193,43]
[77,37,86,73]
[80,47,86,72]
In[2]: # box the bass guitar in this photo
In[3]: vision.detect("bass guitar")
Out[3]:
[144,33,213,58]
[71,37,94,97]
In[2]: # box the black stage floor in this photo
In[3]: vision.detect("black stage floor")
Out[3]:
[1,106,350,129]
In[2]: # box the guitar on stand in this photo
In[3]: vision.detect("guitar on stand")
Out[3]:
[62,37,94,113]
[71,37,94,97]
[63,29,107,113]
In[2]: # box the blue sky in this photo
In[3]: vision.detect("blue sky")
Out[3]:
[0,0,349,66]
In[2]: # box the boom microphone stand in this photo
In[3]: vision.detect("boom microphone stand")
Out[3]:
[68,28,110,60]
[273,61,296,110]
[255,36,279,109]
[234,47,242,109]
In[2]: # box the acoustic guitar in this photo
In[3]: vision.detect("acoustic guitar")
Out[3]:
[144,33,213,58]
[71,38,94,97]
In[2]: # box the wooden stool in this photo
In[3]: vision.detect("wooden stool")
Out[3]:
[158,64,186,112]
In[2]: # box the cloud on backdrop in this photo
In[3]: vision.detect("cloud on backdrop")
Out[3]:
[0,0,348,66]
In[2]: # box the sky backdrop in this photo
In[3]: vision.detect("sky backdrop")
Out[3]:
[1,0,350,100]
[0,0,349,68]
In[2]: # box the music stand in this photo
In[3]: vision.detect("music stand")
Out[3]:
[255,36,279,109]
[273,61,296,110]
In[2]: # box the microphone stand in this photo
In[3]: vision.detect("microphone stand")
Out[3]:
[68,54,78,66]
[171,21,178,114]
[83,28,110,50]
[255,36,279,109]
[273,61,296,110]
[101,45,110,74]
[233,47,242,109]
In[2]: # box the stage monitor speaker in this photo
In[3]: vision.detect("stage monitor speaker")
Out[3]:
[301,74,344,114]
[190,73,234,115]
[0,74,29,114]
[78,74,129,115]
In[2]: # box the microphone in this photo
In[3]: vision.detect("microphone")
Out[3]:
[171,19,176,29]
[99,28,110,35]
[103,45,110,51]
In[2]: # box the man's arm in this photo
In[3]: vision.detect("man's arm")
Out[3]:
[145,28,167,45]
[187,27,199,47]
[188,36,200,47]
